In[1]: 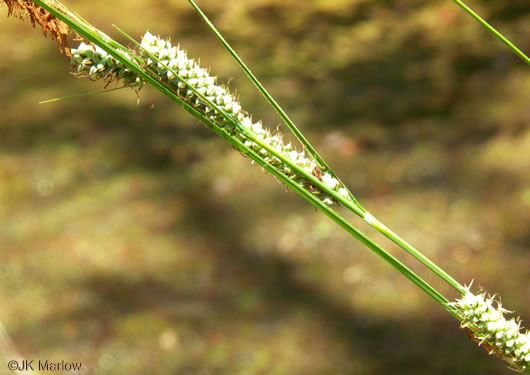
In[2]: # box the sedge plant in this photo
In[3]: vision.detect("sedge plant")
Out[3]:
[2,0,529,372]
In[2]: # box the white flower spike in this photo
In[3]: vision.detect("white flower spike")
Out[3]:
[449,286,530,372]
[70,32,355,205]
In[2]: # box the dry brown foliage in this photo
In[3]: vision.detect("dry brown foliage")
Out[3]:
[2,0,71,58]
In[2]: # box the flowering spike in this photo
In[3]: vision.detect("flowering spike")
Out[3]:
[70,32,356,205]
[449,287,530,372]
[70,43,144,87]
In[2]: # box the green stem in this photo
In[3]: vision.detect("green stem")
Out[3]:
[186,0,362,207]
[116,23,467,297]
[242,125,463,295]
[184,0,472,295]
[32,0,457,315]
[116,24,369,221]
[225,127,454,313]
[240,123,466,295]
[185,0,320,164]
[39,85,132,104]
[194,108,454,315]
[363,213,467,294]
[452,0,530,65]
[30,1,191,120]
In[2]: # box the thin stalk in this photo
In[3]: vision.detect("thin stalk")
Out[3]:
[243,128,466,295]
[244,128,464,295]
[39,85,131,104]
[363,213,467,294]
[190,105,454,314]
[116,25,368,217]
[31,0,455,315]
[116,24,466,296]
[452,0,530,65]
[245,128,466,295]
[186,0,362,208]
[214,120,453,312]
[17,2,526,369]
[184,1,467,294]
[242,147,454,313]
[31,1,192,118]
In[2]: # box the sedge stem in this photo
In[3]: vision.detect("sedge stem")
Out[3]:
[452,0,530,65]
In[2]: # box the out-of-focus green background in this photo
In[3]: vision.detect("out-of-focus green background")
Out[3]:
[1,0,529,374]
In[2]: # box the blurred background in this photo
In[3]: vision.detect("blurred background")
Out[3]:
[0,0,529,374]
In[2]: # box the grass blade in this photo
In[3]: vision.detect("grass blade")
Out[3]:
[31,0,454,313]
[113,23,468,297]
[39,85,131,104]
[184,1,468,294]
[452,0,529,65]
[187,0,362,207]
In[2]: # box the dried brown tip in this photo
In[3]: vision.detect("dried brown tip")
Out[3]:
[2,0,71,58]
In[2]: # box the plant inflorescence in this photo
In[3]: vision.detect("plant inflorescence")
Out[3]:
[2,0,529,372]
[3,0,71,56]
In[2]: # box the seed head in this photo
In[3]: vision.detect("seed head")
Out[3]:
[70,42,144,88]
[449,287,530,372]
[70,31,355,205]
[2,0,71,57]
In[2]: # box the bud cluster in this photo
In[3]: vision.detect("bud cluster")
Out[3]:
[449,290,530,372]
[71,42,144,87]
[70,32,351,205]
